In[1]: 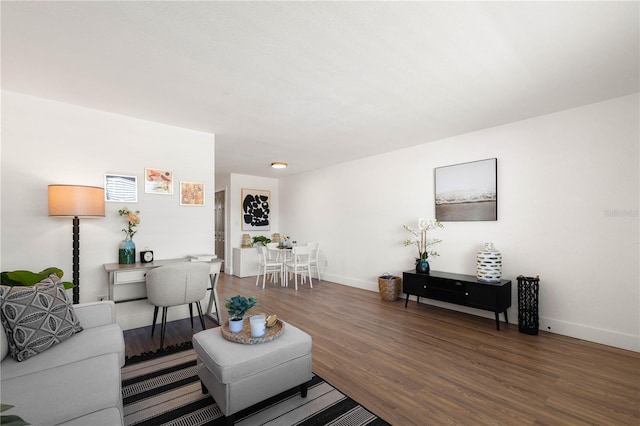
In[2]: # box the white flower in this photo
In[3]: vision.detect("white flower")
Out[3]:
[403,218,444,260]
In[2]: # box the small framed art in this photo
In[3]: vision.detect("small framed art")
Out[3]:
[144,168,173,195]
[180,182,205,206]
[104,174,137,202]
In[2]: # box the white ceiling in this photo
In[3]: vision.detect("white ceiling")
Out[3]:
[2,1,638,179]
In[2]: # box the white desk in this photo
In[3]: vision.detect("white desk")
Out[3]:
[103,258,223,323]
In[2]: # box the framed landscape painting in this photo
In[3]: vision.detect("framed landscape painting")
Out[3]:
[435,158,497,221]
[241,188,270,231]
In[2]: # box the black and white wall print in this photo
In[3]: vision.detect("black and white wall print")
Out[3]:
[241,189,270,231]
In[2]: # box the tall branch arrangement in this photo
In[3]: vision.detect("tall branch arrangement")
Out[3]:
[403,218,444,260]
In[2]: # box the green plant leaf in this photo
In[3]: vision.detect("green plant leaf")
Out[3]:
[0,414,30,426]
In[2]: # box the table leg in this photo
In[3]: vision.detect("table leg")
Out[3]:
[206,273,221,324]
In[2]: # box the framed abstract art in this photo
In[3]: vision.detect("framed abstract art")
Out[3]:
[241,188,270,231]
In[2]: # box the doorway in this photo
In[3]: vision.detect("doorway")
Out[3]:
[214,189,226,271]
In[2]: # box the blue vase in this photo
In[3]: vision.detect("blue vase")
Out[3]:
[119,238,136,264]
[415,258,430,274]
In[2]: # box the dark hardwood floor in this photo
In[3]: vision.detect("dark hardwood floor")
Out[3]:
[123,272,640,425]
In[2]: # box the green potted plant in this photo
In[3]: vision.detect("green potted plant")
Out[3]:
[225,295,257,333]
[251,236,271,246]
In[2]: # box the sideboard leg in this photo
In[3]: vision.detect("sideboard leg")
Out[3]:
[494,312,500,330]
[405,294,409,308]
[503,310,509,325]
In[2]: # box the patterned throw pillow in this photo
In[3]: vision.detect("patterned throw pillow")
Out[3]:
[0,275,83,361]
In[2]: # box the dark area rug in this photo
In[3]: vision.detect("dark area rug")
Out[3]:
[121,346,390,425]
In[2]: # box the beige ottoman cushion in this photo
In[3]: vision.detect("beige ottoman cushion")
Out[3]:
[193,321,312,418]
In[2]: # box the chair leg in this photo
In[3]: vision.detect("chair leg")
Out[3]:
[307,268,313,288]
[196,301,206,330]
[189,303,194,329]
[151,306,159,336]
[255,266,260,286]
[262,267,267,289]
[160,307,168,349]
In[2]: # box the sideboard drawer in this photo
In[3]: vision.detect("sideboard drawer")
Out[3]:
[427,276,465,293]
[113,270,147,285]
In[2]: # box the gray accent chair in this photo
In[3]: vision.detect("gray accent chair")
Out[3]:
[146,262,211,348]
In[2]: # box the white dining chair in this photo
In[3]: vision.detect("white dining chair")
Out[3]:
[285,245,313,290]
[256,245,283,288]
[266,242,285,263]
[307,242,321,282]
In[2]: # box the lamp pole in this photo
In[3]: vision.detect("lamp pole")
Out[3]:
[72,216,80,304]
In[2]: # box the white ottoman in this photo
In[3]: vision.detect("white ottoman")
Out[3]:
[192,321,312,425]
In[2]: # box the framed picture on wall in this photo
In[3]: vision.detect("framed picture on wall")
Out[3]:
[144,168,173,195]
[104,174,137,202]
[180,181,205,206]
[435,158,497,221]
[241,188,270,231]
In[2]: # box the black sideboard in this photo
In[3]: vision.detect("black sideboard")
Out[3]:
[402,270,512,330]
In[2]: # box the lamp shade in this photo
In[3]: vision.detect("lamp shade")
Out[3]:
[48,185,105,217]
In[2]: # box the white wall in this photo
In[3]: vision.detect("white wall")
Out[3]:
[226,173,279,276]
[1,91,216,329]
[280,94,639,351]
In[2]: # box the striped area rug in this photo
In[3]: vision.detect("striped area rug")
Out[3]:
[121,349,390,426]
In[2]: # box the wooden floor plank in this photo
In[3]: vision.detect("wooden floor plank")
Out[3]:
[123,272,640,425]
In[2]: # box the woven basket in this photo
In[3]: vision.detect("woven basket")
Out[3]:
[378,274,401,301]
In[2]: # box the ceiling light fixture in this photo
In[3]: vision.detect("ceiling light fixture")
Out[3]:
[271,162,288,169]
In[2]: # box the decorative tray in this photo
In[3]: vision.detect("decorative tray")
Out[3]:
[220,318,285,345]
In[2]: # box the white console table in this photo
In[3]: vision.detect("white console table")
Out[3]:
[103,258,223,323]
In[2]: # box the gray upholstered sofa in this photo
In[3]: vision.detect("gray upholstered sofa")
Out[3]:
[1,300,125,425]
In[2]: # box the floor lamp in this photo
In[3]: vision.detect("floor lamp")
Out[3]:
[48,185,105,304]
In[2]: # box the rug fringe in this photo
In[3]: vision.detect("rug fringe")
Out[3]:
[124,341,194,366]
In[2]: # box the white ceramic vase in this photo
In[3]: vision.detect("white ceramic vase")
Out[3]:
[476,242,502,283]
